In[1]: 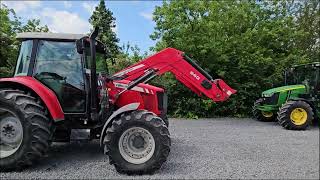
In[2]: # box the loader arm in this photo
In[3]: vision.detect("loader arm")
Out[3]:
[112,48,236,102]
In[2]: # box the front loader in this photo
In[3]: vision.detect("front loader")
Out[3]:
[253,62,320,130]
[0,28,236,174]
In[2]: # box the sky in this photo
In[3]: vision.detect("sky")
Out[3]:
[2,0,163,53]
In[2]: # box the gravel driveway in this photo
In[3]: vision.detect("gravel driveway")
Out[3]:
[1,118,319,179]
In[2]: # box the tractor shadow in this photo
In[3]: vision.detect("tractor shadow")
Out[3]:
[27,138,194,175]
[28,140,104,171]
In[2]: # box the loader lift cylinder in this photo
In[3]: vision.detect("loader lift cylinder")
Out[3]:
[182,54,214,81]
[116,69,157,98]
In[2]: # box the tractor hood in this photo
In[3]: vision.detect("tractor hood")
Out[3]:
[262,84,306,97]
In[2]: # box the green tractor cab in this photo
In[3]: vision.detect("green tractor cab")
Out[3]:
[253,62,320,130]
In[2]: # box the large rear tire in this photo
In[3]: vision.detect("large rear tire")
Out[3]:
[252,98,275,122]
[0,89,53,171]
[103,110,170,175]
[277,100,314,130]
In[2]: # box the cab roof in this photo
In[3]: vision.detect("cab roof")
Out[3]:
[16,32,87,40]
[292,62,320,68]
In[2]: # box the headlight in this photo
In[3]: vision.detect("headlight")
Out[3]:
[262,93,279,105]
[262,93,274,98]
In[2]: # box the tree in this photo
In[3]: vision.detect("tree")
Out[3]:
[19,19,49,33]
[0,5,19,77]
[89,0,120,59]
[0,4,49,77]
[107,42,148,74]
[151,0,312,118]
[294,1,320,61]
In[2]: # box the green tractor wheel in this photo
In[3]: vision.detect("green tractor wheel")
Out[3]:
[252,98,276,122]
[277,100,314,130]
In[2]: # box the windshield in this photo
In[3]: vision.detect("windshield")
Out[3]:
[34,40,83,88]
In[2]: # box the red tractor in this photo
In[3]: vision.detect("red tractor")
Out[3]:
[0,28,236,174]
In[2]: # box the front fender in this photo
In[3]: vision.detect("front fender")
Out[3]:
[99,102,140,146]
[0,76,64,121]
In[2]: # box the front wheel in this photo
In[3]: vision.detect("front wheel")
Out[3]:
[252,98,275,122]
[103,110,171,175]
[160,114,169,127]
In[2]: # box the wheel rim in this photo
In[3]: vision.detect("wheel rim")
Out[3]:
[290,108,308,125]
[0,108,23,158]
[262,111,273,118]
[118,127,155,164]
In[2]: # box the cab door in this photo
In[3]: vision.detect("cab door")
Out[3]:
[33,40,86,113]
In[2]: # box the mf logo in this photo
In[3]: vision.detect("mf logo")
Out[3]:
[190,71,200,80]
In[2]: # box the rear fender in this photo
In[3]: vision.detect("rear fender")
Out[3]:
[100,103,140,146]
[0,76,64,121]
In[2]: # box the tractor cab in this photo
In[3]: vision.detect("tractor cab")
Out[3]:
[285,62,320,96]
[14,32,107,115]
[253,62,320,130]
[260,62,320,99]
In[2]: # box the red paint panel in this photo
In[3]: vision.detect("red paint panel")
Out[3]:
[115,91,145,110]
[113,47,236,102]
[0,76,64,121]
[108,80,162,116]
[141,93,161,115]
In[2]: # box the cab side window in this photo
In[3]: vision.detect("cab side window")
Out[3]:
[15,40,33,76]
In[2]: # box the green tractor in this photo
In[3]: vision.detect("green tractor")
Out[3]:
[253,62,320,130]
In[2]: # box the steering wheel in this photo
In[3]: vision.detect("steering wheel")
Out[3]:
[36,72,66,81]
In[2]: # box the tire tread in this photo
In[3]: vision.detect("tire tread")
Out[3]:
[0,88,54,171]
[104,110,170,175]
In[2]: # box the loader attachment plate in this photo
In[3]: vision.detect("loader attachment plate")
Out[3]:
[214,79,237,101]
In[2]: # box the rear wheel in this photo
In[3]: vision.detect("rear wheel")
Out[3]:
[103,110,170,175]
[0,89,53,171]
[252,98,275,122]
[277,100,314,130]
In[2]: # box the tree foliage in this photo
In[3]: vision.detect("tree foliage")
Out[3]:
[150,0,319,118]
[0,4,49,77]
[18,19,49,33]
[0,5,17,77]
[107,42,148,74]
[89,0,120,59]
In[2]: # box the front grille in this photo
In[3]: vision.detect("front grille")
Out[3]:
[263,93,279,105]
